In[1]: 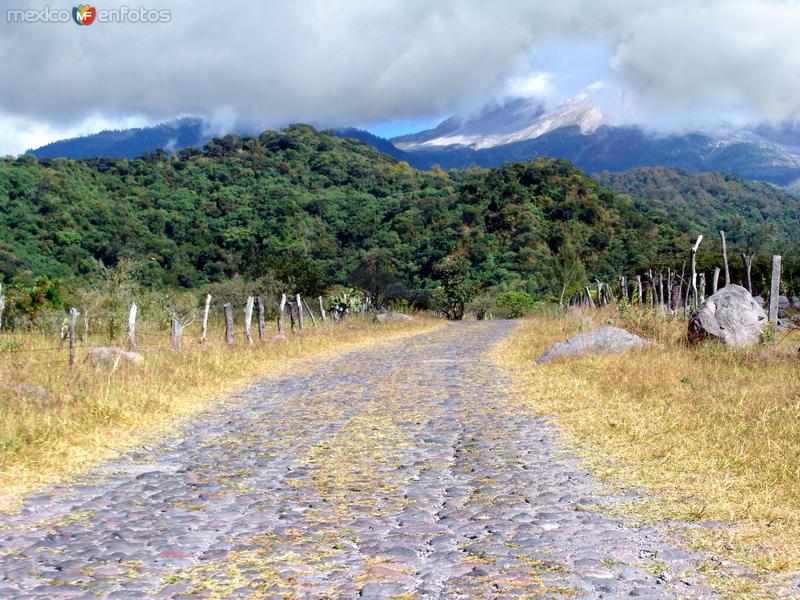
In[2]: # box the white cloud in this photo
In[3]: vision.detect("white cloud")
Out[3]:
[0,0,799,153]
[503,73,553,101]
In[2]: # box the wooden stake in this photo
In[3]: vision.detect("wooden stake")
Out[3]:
[720,230,730,286]
[0,283,5,331]
[277,294,287,336]
[666,269,673,311]
[318,296,327,323]
[636,275,643,305]
[690,235,703,309]
[296,294,305,329]
[244,296,254,344]
[200,294,211,344]
[303,298,318,327]
[712,267,720,295]
[584,286,595,308]
[224,303,234,345]
[69,307,78,369]
[742,253,754,294]
[769,255,782,323]
[170,316,183,352]
[256,297,266,341]
[699,272,706,303]
[127,303,137,351]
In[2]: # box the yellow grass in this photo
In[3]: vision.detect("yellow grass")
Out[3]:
[0,315,443,510]
[494,307,800,597]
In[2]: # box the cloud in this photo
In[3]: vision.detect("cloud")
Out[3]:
[0,0,799,153]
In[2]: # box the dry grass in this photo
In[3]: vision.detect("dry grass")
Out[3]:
[494,307,800,596]
[0,315,442,510]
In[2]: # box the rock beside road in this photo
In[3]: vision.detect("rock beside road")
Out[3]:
[87,346,144,366]
[536,326,649,364]
[374,311,414,324]
[688,285,766,347]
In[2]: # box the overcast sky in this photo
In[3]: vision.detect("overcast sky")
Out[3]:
[1,0,799,155]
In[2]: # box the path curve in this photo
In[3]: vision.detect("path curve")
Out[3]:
[0,321,715,599]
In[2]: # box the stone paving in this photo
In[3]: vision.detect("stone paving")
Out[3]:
[0,321,718,599]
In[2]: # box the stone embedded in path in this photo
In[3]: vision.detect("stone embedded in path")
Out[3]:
[688,284,767,347]
[374,311,414,324]
[87,346,144,366]
[536,326,649,364]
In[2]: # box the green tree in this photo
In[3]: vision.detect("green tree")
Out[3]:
[433,256,475,320]
[495,291,536,318]
[553,240,586,305]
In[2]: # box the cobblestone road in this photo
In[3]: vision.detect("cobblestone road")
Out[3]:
[0,321,716,599]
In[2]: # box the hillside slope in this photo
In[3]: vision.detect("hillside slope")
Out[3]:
[595,168,800,243]
[3,126,800,298]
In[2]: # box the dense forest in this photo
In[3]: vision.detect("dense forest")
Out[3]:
[3,125,800,311]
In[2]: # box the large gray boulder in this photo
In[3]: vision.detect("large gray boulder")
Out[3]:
[374,311,414,324]
[88,346,144,366]
[688,285,766,347]
[536,326,649,364]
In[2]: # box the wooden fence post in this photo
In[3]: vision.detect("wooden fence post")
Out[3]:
[690,235,703,309]
[244,296,254,345]
[720,230,730,287]
[224,303,234,345]
[127,303,137,351]
[303,298,318,327]
[256,297,266,341]
[699,273,706,304]
[769,255,782,324]
[742,253,754,294]
[296,294,305,329]
[712,267,720,295]
[69,307,78,370]
[584,286,595,308]
[666,269,673,311]
[200,294,211,345]
[318,296,327,323]
[0,283,5,331]
[278,294,286,336]
[170,316,183,352]
[636,275,643,305]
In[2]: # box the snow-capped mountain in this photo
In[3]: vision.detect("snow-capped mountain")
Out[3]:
[393,93,604,150]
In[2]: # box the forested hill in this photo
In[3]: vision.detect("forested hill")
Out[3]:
[2,125,799,300]
[595,168,800,244]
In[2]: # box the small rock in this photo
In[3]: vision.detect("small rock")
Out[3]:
[374,311,414,324]
[87,346,143,366]
[9,384,52,405]
[536,326,649,364]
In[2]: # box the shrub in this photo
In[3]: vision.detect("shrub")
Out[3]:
[495,291,536,318]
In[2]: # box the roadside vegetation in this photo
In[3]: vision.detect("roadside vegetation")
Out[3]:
[495,306,800,597]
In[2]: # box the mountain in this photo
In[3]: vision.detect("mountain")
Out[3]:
[388,97,800,188]
[28,117,209,160]
[333,127,411,161]
[393,94,601,150]
[9,125,798,301]
[25,102,800,191]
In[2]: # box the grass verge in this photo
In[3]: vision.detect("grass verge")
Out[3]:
[494,308,800,597]
[0,315,443,510]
